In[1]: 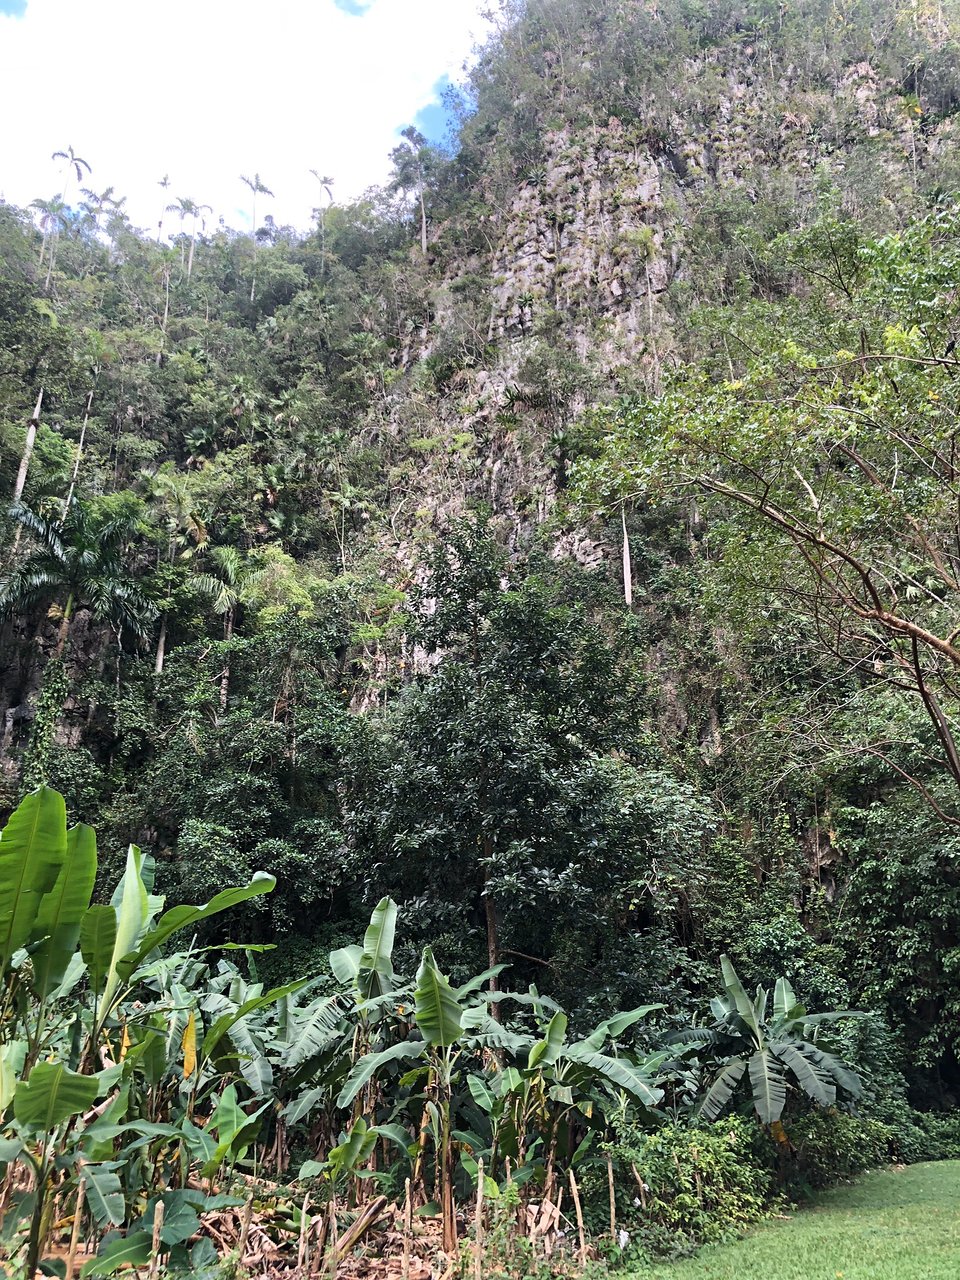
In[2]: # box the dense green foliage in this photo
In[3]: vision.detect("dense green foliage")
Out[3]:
[3,0,960,1271]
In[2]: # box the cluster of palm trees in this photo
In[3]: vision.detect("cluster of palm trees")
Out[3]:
[31,146,343,303]
[0,486,272,778]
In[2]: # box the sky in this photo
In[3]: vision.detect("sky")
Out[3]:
[0,0,494,234]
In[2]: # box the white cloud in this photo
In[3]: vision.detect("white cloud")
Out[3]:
[0,0,493,234]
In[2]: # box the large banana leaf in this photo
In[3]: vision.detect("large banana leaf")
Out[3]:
[720,955,759,1035]
[580,1004,664,1051]
[799,1044,862,1098]
[467,1073,495,1114]
[284,1086,325,1125]
[329,944,362,985]
[201,979,308,1062]
[79,906,117,1007]
[281,995,344,1070]
[80,1163,125,1227]
[666,1027,722,1048]
[0,1041,25,1111]
[456,963,509,999]
[459,1009,531,1055]
[327,1117,379,1181]
[773,976,800,1022]
[748,1049,787,1123]
[357,896,397,999]
[772,1040,835,1107]
[699,1057,747,1120]
[0,787,67,975]
[123,872,276,975]
[13,1060,100,1129]
[80,1231,152,1277]
[96,845,150,1023]
[336,1040,424,1108]
[529,1011,568,1067]
[31,821,97,1000]
[414,947,462,1047]
[564,1044,663,1106]
[800,1011,863,1030]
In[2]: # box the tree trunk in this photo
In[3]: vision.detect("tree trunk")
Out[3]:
[219,609,234,710]
[45,235,58,293]
[644,260,660,391]
[64,388,93,512]
[440,1095,457,1253]
[482,847,502,1022]
[13,389,44,506]
[250,194,257,304]
[55,593,74,658]
[419,187,428,255]
[156,266,170,366]
[621,505,633,608]
[154,614,167,675]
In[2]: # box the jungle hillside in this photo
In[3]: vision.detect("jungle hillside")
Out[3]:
[2,1,960,1277]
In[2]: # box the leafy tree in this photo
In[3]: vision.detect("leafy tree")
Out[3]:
[581,205,960,822]
[349,517,712,1004]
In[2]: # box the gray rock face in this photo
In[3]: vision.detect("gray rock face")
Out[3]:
[382,42,952,556]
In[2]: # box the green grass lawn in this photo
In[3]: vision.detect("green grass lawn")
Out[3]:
[630,1161,960,1280]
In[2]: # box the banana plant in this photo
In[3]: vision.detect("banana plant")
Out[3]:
[0,787,278,1275]
[335,946,484,1251]
[275,898,412,1140]
[461,1003,667,1198]
[677,955,863,1127]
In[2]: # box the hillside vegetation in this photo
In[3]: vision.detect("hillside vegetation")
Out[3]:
[2,1,960,1275]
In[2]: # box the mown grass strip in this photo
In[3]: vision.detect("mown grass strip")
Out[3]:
[632,1160,960,1280]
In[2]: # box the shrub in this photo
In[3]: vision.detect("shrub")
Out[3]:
[879,1106,960,1164]
[597,1118,774,1260]
[785,1110,892,1191]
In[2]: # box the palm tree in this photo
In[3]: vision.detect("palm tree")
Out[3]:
[79,185,122,237]
[0,499,154,657]
[166,196,195,270]
[310,170,334,275]
[156,174,171,240]
[194,546,267,710]
[1,499,151,787]
[186,201,211,279]
[389,127,430,254]
[30,196,70,291]
[239,172,274,303]
[51,145,91,203]
[143,469,208,673]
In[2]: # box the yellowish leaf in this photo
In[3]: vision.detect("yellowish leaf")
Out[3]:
[182,1011,197,1080]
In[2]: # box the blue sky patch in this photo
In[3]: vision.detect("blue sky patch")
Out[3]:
[332,0,372,14]
[0,1,27,17]
[411,75,462,149]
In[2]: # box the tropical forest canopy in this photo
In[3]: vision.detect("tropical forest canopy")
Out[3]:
[3,0,960,1274]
